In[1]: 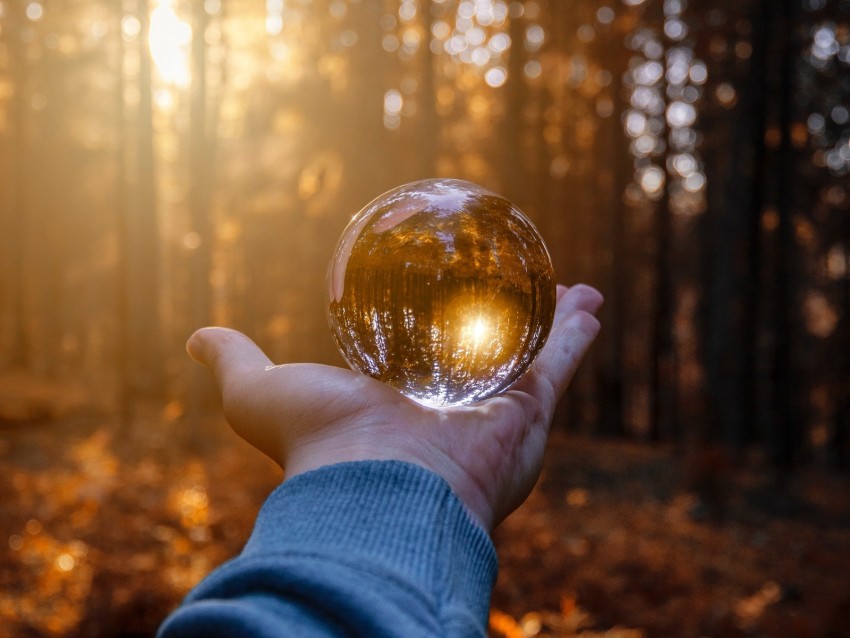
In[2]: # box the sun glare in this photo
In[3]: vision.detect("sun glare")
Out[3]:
[149,0,192,87]
[462,315,493,350]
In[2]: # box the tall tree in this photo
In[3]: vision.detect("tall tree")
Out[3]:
[3,0,29,368]
[835,226,850,467]
[650,156,676,442]
[770,0,801,468]
[117,0,164,420]
[650,2,677,442]
[499,1,526,201]
[596,13,631,438]
[703,0,769,450]
[184,0,217,427]
[418,0,438,177]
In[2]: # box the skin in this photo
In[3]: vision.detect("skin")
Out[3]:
[187,283,603,533]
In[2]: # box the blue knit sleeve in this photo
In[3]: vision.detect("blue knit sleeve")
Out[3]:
[157,461,498,637]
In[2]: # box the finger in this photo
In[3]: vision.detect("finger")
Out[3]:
[554,283,604,317]
[186,327,273,389]
[522,284,603,409]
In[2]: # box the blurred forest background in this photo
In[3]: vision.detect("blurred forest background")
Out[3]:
[1,0,849,636]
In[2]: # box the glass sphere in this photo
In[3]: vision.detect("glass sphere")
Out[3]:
[327,178,556,407]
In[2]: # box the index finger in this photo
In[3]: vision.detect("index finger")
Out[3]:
[520,284,603,412]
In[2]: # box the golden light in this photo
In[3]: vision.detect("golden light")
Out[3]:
[383,89,403,129]
[639,165,665,197]
[55,553,76,572]
[26,2,44,22]
[484,66,507,87]
[461,314,494,350]
[524,60,542,79]
[149,0,192,87]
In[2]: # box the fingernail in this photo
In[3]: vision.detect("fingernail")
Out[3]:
[186,328,209,366]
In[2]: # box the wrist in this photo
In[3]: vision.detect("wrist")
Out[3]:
[282,430,496,533]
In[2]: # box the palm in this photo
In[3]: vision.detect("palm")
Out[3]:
[190,284,602,531]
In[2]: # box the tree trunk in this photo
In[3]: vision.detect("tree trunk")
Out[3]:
[770,0,801,469]
[119,0,164,418]
[648,0,678,443]
[185,0,216,428]
[418,0,438,177]
[650,167,676,441]
[597,49,628,438]
[3,0,29,368]
[833,235,850,468]
[704,0,769,450]
[500,2,526,201]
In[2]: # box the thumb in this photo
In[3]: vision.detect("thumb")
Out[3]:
[187,328,286,464]
[186,327,273,388]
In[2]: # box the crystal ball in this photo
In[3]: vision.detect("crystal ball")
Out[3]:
[326,178,556,407]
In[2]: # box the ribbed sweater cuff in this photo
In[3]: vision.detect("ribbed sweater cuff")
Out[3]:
[240,460,498,623]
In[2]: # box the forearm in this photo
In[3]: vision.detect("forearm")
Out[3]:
[157,461,498,638]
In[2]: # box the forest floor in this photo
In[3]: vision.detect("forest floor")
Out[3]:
[1,387,849,637]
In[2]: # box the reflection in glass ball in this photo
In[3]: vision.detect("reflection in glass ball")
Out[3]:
[327,178,556,407]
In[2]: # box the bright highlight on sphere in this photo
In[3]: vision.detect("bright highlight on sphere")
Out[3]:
[327,178,556,407]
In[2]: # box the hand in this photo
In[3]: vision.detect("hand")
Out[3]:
[187,284,603,532]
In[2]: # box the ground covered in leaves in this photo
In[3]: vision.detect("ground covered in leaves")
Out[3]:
[1,397,849,637]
